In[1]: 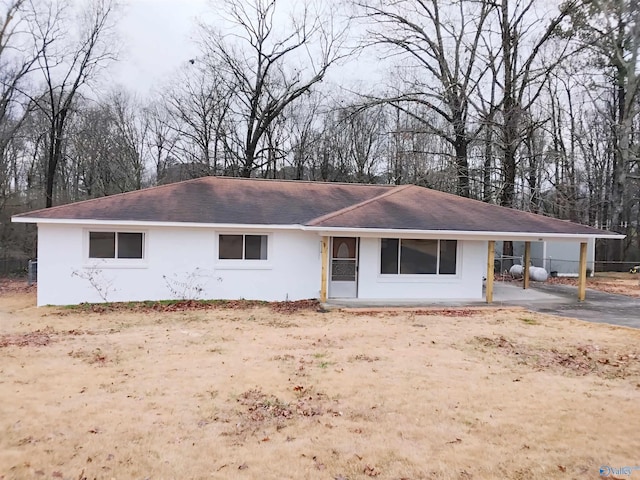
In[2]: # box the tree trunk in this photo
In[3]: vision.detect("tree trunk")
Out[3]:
[482,124,493,203]
[45,116,66,208]
[453,119,470,197]
[499,0,517,208]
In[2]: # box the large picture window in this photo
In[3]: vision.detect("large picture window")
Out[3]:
[380,239,457,275]
[89,232,144,259]
[219,234,268,260]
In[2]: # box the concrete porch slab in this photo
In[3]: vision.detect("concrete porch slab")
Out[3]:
[326,282,566,308]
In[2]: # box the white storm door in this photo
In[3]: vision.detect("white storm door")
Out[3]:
[329,237,358,298]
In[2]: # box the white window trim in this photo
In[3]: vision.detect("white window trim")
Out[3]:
[83,228,148,268]
[377,238,461,279]
[215,232,273,270]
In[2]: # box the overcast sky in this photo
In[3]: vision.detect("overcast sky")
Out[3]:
[107,0,211,94]
[105,0,382,97]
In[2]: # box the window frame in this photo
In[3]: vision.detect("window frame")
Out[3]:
[379,238,459,277]
[215,232,272,270]
[84,229,148,268]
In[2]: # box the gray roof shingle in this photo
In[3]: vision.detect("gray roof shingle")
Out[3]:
[13,176,618,237]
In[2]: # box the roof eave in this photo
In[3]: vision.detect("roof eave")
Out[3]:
[12,217,625,240]
[300,225,625,241]
[11,217,303,230]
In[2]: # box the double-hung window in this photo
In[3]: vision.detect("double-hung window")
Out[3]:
[89,232,144,259]
[380,239,457,275]
[218,234,268,260]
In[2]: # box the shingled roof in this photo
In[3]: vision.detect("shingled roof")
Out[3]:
[13,177,393,225]
[13,176,618,237]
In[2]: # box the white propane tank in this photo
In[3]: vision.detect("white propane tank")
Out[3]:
[529,266,549,282]
[509,264,524,279]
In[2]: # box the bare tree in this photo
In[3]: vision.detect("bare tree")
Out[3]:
[199,0,348,177]
[163,61,233,177]
[356,0,493,197]
[281,91,323,180]
[107,89,146,191]
[0,0,46,206]
[488,0,576,208]
[561,0,640,263]
[570,0,640,243]
[68,90,146,198]
[29,0,118,207]
[143,101,179,184]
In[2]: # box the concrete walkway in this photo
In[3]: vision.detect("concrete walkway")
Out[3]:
[327,282,640,329]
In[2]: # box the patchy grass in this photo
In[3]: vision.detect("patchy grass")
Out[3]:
[471,335,640,378]
[519,316,540,325]
[1,291,639,479]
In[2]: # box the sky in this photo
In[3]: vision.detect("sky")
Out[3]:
[105,0,381,97]
[107,0,212,94]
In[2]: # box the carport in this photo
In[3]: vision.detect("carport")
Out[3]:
[485,236,621,303]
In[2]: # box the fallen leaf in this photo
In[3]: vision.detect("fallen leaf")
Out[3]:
[363,465,380,477]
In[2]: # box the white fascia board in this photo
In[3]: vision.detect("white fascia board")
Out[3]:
[300,226,625,241]
[12,216,626,241]
[11,217,301,231]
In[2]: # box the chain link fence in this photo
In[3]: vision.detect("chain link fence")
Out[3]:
[27,260,37,285]
[594,261,640,273]
[496,255,640,277]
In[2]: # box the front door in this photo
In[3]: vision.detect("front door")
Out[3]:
[329,237,358,298]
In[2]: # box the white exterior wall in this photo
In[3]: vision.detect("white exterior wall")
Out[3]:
[36,224,322,306]
[356,238,486,300]
[37,224,488,305]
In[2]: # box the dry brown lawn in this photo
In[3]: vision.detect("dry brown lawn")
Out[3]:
[1,289,639,480]
[547,272,640,298]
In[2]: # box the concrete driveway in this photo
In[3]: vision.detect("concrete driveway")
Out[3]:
[493,282,640,329]
[327,282,640,328]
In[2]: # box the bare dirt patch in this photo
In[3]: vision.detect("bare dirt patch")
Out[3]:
[0,327,54,348]
[0,327,89,348]
[0,278,35,296]
[60,298,322,315]
[1,295,639,479]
